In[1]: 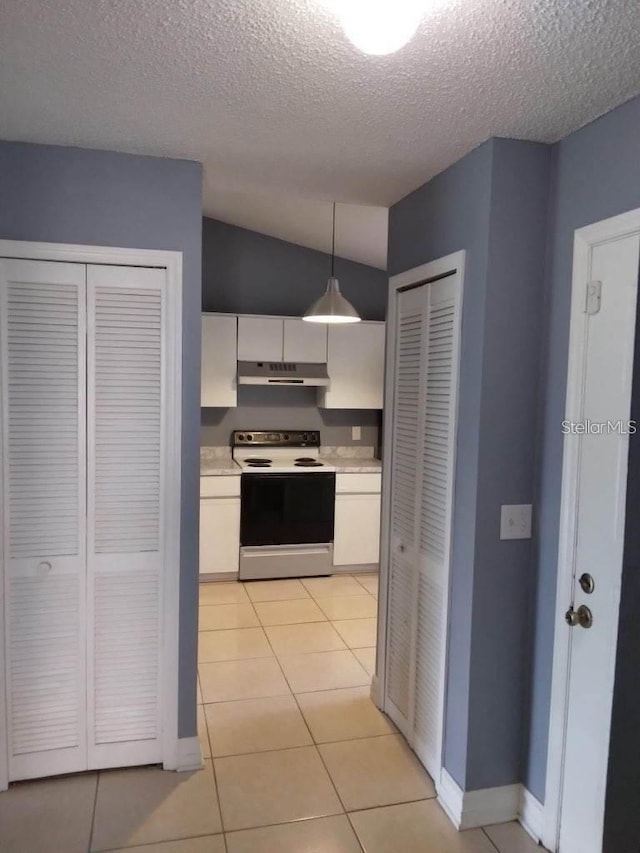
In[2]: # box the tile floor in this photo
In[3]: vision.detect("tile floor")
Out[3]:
[0,572,544,852]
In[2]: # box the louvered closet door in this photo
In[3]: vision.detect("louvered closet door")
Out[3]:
[86,265,166,769]
[0,259,87,781]
[412,275,461,777]
[385,285,428,736]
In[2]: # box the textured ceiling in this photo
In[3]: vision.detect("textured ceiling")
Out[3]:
[1,0,640,269]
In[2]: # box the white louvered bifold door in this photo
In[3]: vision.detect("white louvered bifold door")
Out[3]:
[384,274,461,780]
[385,285,428,737]
[412,275,461,777]
[86,265,166,769]
[0,259,87,781]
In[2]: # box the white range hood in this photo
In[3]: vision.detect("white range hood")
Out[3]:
[237,360,330,387]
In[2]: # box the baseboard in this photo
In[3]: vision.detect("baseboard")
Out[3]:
[437,770,521,830]
[437,769,465,828]
[174,736,203,772]
[518,787,543,843]
[370,673,383,708]
[199,572,238,583]
[334,563,379,575]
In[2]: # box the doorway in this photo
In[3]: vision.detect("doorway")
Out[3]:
[543,210,640,852]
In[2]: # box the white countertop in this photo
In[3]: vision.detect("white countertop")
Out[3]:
[321,456,382,474]
[200,445,381,477]
[200,458,241,476]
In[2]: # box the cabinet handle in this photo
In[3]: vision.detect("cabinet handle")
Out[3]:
[37,561,52,575]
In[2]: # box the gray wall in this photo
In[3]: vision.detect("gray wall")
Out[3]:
[202,217,388,320]
[389,138,551,790]
[202,387,380,451]
[0,140,203,740]
[201,217,388,451]
[528,94,640,802]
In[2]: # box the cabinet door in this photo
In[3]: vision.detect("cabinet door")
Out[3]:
[283,318,327,363]
[237,316,283,362]
[320,322,385,409]
[0,259,87,781]
[200,498,240,574]
[201,314,237,407]
[334,494,381,566]
[86,265,165,769]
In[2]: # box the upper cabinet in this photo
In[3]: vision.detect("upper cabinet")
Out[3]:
[283,318,327,363]
[237,316,282,361]
[201,312,385,410]
[238,315,327,363]
[201,313,238,407]
[319,321,386,410]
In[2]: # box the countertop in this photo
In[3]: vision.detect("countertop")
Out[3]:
[200,457,241,476]
[200,445,382,477]
[321,456,382,474]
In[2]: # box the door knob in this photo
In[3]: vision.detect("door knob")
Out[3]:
[565,604,593,629]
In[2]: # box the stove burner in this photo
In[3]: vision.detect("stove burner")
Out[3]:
[295,457,316,463]
[247,461,271,468]
[295,461,324,467]
[245,457,272,463]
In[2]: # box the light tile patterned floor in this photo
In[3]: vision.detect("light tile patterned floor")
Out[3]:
[0,573,544,853]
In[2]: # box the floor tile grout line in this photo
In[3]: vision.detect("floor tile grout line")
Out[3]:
[87,770,100,853]
[205,721,228,844]
[481,826,502,852]
[98,829,227,852]
[203,731,400,761]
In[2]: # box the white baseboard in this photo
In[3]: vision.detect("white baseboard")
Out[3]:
[174,736,203,772]
[437,769,466,828]
[370,674,383,708]
[518,787,543,843]
[437,770,523,830]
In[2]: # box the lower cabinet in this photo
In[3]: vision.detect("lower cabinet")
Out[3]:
[200,476,240,576]
[333,472,382,566]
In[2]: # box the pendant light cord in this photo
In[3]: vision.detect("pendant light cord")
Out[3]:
[331,202,336,278]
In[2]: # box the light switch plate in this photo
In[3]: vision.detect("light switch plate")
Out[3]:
[352,426,361,441]
[500,504,532,540]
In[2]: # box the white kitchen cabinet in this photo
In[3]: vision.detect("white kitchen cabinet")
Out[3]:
[283,318,327,363]
[199,476,241,576]
[320,321,386,409]
[333,473,381,566]
[201,313,237,407]
[237,316,283,362]
[237,315,327,364]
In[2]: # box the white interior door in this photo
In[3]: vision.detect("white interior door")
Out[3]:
[0,259,87,781]
[557,234,640,853]
[385,285,426,735]
[412,276,460,775]
[384,272,461,780]
[86,264,165,769]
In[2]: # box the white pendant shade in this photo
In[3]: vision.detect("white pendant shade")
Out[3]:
[303,202,362,324]
[303,277,361,324]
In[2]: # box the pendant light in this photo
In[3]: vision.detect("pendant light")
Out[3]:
[326,0,429,56]
[303,203,361,324]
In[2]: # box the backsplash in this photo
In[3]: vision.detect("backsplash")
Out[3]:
[201,385,381,454]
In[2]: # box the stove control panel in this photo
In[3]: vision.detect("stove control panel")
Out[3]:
[233,430,321,448]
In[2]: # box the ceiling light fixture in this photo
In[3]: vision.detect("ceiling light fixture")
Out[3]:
[303,203,361,324]
[326,0,429,55]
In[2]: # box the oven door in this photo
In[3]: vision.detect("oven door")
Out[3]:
[240,473,336,546]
